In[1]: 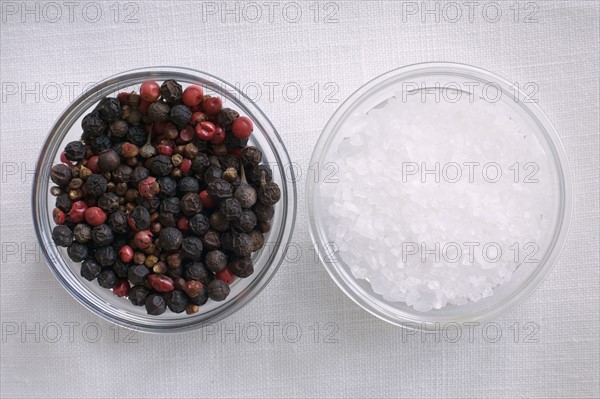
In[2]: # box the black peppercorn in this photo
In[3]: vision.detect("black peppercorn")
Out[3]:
[81,258,102,281]
[201,230,221,250]
[170,104,192,128]
[158,176,177,197]
[189,213,210,236]
[225,133,248,148]
[204,166,222,183]
[180,192,202,216]
[183,261,211,284]
[64,141,86,161]
[81,112,106,137]
[221,231,234,251]
[234,183,257,208]
[229,256,254,278]
[131,166,150,185]
[84,174,108,197]
[253,202,274,222]
[88,135,112,154]
[210,211,230,232]
[158,212,177,228]
[148,102,170,122]
[160,197,180,214]
[160,80,183,103]
[95,246,117,266]
[217,108,239,130]
[127,125,147,147]
[92,224,114,247]
[178,176,200,194]
[150,155,174,177]
[50,164,72,186]
[67,242,89,262]
[258,180,281,205]
[109,119,129,137]
[128,206,151,231]
[189,290,209,306]
[55,193,72,212]
[207,178,232,199]
[181,236,203,260]
[73,223,92,243]
[98,192,120,213]
[220,198,242,220]
[97,149,120,172]
[249,229,265,251]
[248,164,273,184]
[166,290,188,313]
[191,153,210,175]
[205,250,227,273]
[98,268,117,288]
[232,232,253,256]
[232,210,257,233]
[159,227,183,251]
[145,294,167,315]
[111,164,133,183]
[129,285,150,306]
[52,225,73,247]
[108,210,129,234]
[136,196,160,212]
[240,146,262,165]
[113,259,129,278]
[95,97,121,122]
[207,279,230,301]
[128,264,150,285]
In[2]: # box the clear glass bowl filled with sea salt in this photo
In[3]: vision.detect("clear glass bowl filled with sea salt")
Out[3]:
[307,63,572,329]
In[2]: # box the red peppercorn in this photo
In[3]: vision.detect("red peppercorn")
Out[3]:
[180,158,192,175]
[177,216,190,232]
[232,116,253,139]
[60,151,73,166]
[147,274,174,293]
[216,267,235,284]
[157,142,174,156]
[138,176,160,199]
[84,206,107,226]
[138,99,151,114]
[53,208,66,224]
[118,245,134,263]
[86,155,100,173]
[113,280,130,297]
[182,85,204,107]
[211,126,226,144]
[179,126,195,142]
[199,190,217,208]
[190,111,206,125]
[140,81,160,102]
[117,92,129,105]
[195,121,216,141]
[69,201,88,223]
[202,97,222,115]
[133,230,153,249]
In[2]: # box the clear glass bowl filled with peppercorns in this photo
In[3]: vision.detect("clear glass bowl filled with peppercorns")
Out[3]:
[33,67,296,333]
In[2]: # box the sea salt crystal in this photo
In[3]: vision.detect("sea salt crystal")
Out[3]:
[319,91,553,311]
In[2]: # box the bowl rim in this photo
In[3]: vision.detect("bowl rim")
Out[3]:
[32,66,297,333]
[306,61,573,330]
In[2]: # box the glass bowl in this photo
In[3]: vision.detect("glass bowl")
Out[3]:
[32,67,297,333]
[307,62,572,329]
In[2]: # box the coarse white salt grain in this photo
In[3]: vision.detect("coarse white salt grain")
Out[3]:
[319,92,553,311]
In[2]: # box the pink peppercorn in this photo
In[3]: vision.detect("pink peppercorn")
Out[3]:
[84,207,107,226]
[133,230,153,249]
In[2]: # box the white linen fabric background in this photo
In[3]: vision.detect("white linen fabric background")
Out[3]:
[0,1,598,398]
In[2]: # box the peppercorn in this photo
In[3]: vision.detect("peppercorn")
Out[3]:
[68,178,83,191]
[129,285,150,306]
[189,213,210,236]
[209,211,230,232]
[232,232,253,256]
[181,236,203,260]
[84,174,107,197]
[186,304,200,314]
[52,225,73,247]
[183,261,211,284]
[158,212,176,228]
[258,179,281,206]
[201,230,221,250]
[180,192,203,216]
[205,250,227,273]
[249,229,265,251]
[95,97,121,122]
[96,149,120,172]
[128,264,150,285]
[207,279,230,301]
[109,119,129,137]
[160,197,180,214]
[64,141,86,162]
[207,178,233,200]
[253,202,274,222]
[152,261,167,274]
[105,210,127,234]
[95,246,117,266]
[133,251,146,265]
[139,176,160,199]
[50,186,62,196]
[112,280,130,297]
[50,164,72,186]
[204,165,222,183]
[127,206,150,231]
[203,96,222,116]
[148,102,170,122]
[159,227,183,251]
[126,108,142,125]
[149,155,173,177]
[88,135,112,154]
[147,273,174,293]
[175,176,198,195]
[112,259,129,278]
[166,290,188,313]
[127,125,147,147]
[145,294,167,315]
[225,133,248,149]
[229,256,254,278]
[71,224,91,244]
[258,222,271,234]
[80,258,102,281]
[91,224,114,246]
[98,269,117,288]
[222,167,238,183]
[189,290,208,306]
[220,198,242,220]
[191,153,210,175]
[96,193,119,213]
[55,193,72,212]
[133,230,153,249]
[166,252,183,270]
[241,146,262,165]
[248,164,273,184]
[82,112,106,137]
[160,80,183,103]
[235,183,257,209]
[170,104,192,128]
[232,210,257,233]
[67,242,89,262]
[217,108,239,130]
